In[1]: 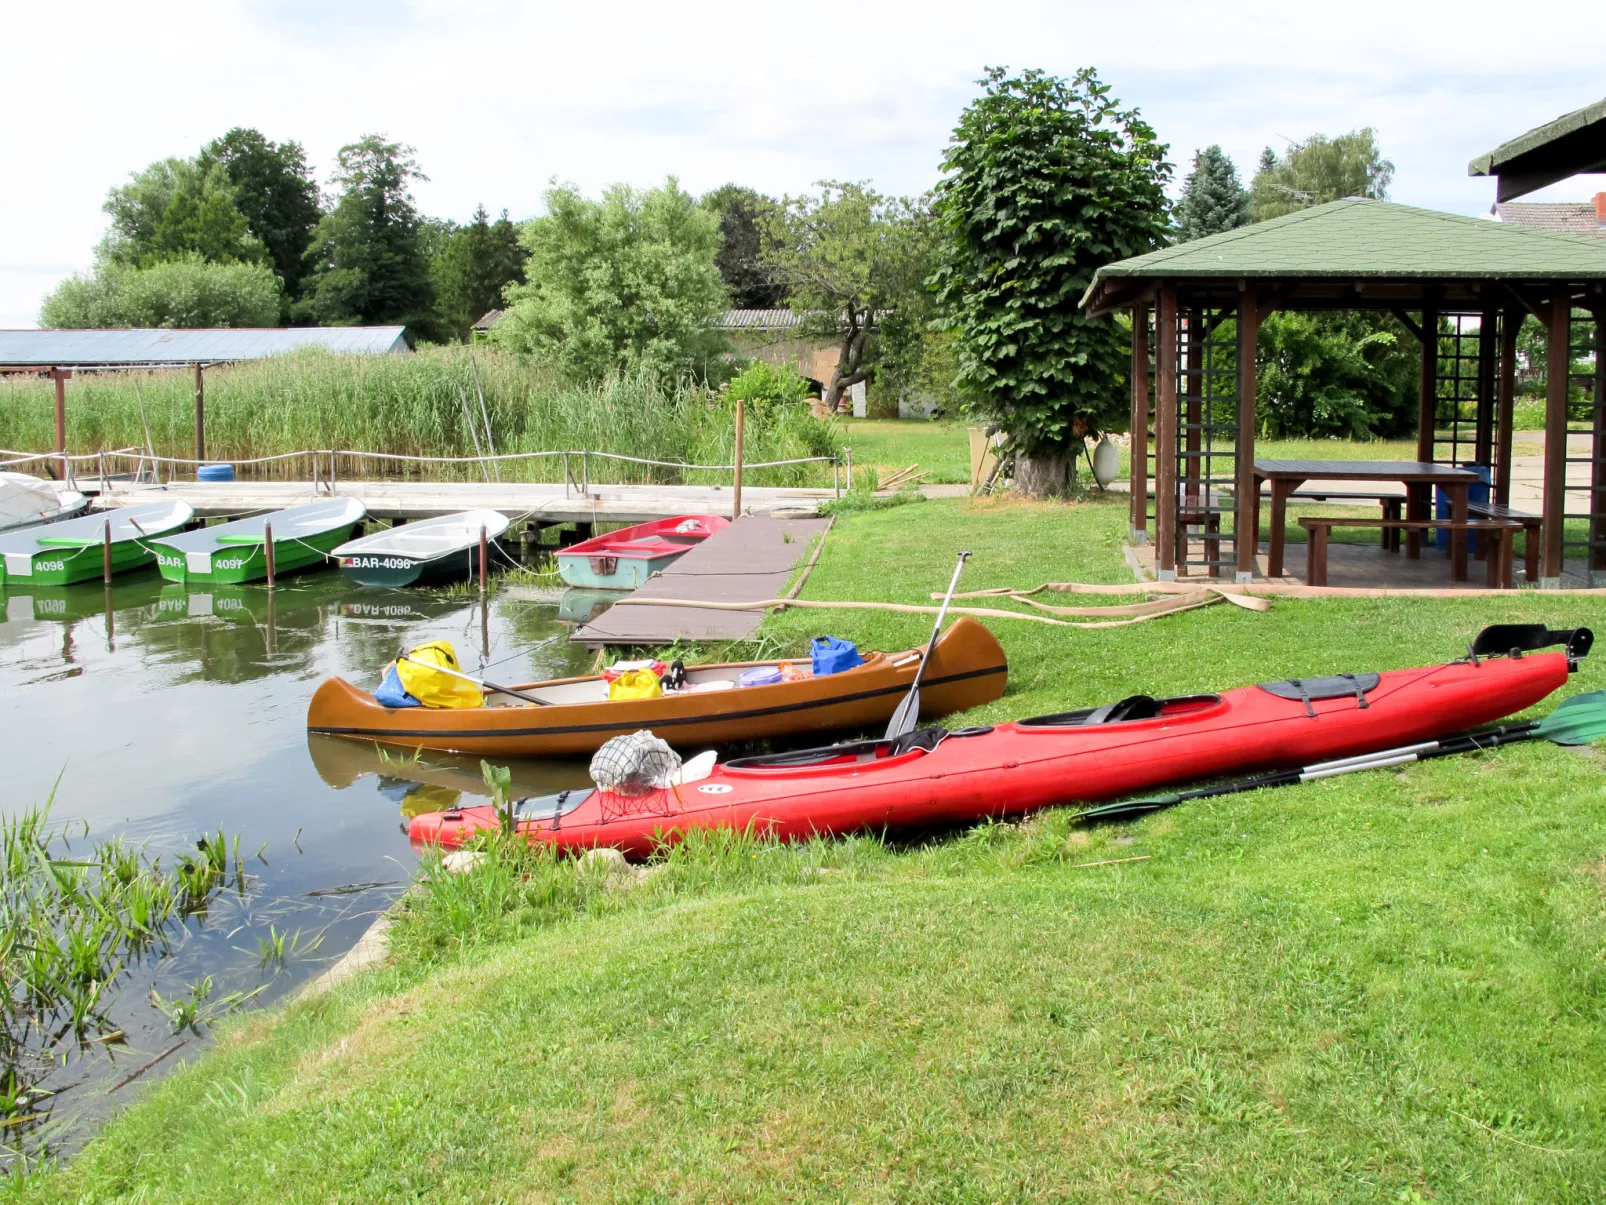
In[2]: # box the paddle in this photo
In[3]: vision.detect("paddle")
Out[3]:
[396,652,551,707]
[885,551,970,739]
[1072,690,1606,824]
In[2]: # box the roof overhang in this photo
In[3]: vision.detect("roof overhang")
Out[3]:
[1469,97,1606,202]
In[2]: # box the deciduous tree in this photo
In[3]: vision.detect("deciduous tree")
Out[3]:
[494,179,727,380]
[198,128,322,306]
[932,67,1171,495]
[764,182,934,413]
[1250,129,1393,222]
[39,256,282,328]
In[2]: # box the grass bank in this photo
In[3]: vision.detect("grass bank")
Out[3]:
[0,348,841,487]
[15,497,1606,1202]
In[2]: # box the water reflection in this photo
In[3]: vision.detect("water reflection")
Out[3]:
[307,735,594,820]
[0,566,595,1160]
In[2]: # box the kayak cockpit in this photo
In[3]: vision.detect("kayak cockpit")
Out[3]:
[1017,693,1222,728]
[723,725,990,774]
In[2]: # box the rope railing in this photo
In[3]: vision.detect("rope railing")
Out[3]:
[13,445,846,498]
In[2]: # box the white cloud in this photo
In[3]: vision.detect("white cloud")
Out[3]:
[3,0,1604,327]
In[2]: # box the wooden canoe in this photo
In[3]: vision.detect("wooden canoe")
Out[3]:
[305,616,1008,757]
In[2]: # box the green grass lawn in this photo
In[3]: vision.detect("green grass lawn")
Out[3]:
[18,497,1606,1203]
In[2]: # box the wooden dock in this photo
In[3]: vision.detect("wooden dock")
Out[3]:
[571,514,832,646]
[92,480,831,522]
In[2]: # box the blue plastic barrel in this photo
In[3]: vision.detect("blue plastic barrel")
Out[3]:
[196,463,236,483]
[1436,465,1490,552]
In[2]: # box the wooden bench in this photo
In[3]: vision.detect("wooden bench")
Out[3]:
[1467,501,1541,583]
[1285,490,1406,550]
[1297,517,1524,588]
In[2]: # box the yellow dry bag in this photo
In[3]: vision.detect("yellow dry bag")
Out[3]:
[394,640,483,709]
[607,668,663,701]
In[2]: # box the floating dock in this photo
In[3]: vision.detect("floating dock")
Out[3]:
[92,480,832,523]
[571,514,832,646]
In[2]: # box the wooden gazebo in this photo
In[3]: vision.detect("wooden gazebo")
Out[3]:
[1081,199,1606,588]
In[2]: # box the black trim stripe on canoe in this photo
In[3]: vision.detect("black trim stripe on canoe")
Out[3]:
[309,663,1007,739]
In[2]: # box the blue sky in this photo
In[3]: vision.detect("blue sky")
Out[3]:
[3,0,1604,328]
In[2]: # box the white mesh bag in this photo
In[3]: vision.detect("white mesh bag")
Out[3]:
[589,730,683,796]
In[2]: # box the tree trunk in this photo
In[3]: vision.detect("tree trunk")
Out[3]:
[1013,449,1074,498]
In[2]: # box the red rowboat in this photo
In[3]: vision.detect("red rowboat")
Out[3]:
[410,629,1588,856]
[556,514,729,590]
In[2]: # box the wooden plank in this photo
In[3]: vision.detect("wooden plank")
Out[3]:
[571,515,831,645]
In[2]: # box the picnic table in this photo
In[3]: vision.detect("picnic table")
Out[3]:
[1252,459,1484,581]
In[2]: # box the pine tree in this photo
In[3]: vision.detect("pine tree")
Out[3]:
[1175,145,1249,242]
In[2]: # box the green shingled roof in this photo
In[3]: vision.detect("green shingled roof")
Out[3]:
[1082,198,1606,312]
[1468,96,1606,197]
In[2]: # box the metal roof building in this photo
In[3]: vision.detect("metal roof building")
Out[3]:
[1,326,410,467]
[0,326,408,368]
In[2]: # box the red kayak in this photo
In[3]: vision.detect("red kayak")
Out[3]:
[410,627,1590,856]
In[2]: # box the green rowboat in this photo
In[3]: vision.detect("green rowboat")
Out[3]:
[151,498,367,584]
[0,501,193,586]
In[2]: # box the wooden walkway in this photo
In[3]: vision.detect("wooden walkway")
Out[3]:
[571,514,832,646]
[92,480,832,522]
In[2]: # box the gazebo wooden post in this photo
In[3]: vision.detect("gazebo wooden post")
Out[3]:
[1235,290,1259,582]
[1541,287,1571,586]
[1495,309,1519,508]
[1154,285,1179,580]
[1128,302,1150,545]
[1408,303,1439,557]
[1183,308,1202,510]
[1475,307,1498,469]
[1592,305,1606,579]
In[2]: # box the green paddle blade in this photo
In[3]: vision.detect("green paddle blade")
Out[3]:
[1534,691,1606,746]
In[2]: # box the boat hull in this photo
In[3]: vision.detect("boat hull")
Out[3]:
[307,616,1008,757]
[338,543,492,588]
[1,536,157,585]
[155,522,356,584]
[409,648,1574,855]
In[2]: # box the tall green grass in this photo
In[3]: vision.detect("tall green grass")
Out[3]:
[0,348,844,487]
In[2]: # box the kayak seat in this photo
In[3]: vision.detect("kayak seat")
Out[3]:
[1258,673,1380,718]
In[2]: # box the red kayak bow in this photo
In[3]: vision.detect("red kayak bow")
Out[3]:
[410,627,1589,856]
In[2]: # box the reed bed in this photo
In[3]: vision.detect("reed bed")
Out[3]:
[0,804,250,1153]
[0,348,844,487]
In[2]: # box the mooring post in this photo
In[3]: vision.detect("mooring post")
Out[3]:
[193,363,206,464]
[733,399,745,520]
[479,525,488,593]
[102,519,112,584]
[264,522,276,588]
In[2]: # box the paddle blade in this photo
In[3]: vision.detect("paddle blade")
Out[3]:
[885,688,920,740]
[1534,691,1606,746]
[1072,794,1182,823]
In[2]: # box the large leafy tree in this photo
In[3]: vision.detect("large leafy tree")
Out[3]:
[197,128,322,305]
[1176,145,1249,241]
[296,136,435,331]
[494,179,727,380]
[431,205,527,340]
[101,158,267,269]
[40,256,282,328]
[1250,129,1393,221]
[764,182,934,412]
[701,184,786,309]
[931,67,1171,495]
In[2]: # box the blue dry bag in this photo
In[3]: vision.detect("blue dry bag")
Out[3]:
[811,636,863,677]
[375,663,422,709]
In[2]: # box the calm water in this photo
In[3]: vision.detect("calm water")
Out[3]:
[1,569,596,1160]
